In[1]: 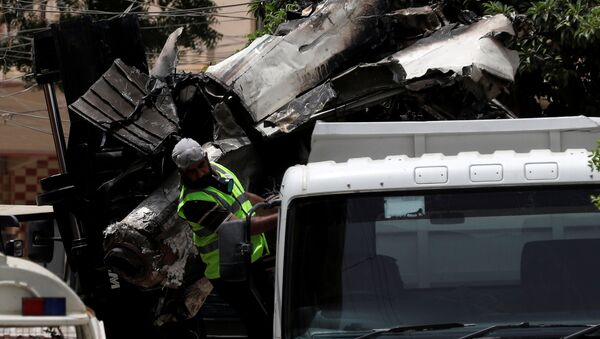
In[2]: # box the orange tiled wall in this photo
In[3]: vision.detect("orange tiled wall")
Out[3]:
[1,155,60,205]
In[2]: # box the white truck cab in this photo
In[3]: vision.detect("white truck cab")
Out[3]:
[273,117,600,338]
[0,252,105,338]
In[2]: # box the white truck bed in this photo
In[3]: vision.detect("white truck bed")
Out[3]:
[310,116,600,162]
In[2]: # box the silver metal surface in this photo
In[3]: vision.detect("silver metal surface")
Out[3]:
[206,0,389,123]
[42,83,67,173]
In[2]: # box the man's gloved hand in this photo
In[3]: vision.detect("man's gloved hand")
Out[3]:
[263,192,281,204]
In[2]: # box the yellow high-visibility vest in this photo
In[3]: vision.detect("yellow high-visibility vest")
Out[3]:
[177,162,268,279]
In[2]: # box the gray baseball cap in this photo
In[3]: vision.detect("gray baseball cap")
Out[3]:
[171,138,206,169]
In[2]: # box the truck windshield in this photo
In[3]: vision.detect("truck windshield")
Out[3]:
[285,186,600,338]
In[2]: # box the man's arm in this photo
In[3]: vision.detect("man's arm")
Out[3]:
[246,192,264,205]
[183,200,229,233]
[227,212,277,235]
[249,213,277,235]
[246,192,278,216]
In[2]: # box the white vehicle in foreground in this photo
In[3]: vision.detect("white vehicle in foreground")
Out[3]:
[274,116,600,338]
[220,116,600,338]
[0,251,105,338]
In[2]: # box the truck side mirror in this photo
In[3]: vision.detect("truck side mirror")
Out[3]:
[27,219,55,263]
[0,215,19,255]
[5,239,24,257]
[218,219,250,282]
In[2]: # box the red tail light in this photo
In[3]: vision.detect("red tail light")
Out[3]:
[22,297,66,316]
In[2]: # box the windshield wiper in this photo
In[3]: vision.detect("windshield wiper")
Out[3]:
[458,322,600,339]
[354,322,468,339]
[563,324,600,339]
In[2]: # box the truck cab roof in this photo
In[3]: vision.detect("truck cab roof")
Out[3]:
[282,149,600,199]
[281,117,600,199]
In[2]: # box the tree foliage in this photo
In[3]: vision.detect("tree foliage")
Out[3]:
[470,0,600,117]
[0,0,48,71]
[0,0,221,73]
[589,142,600,208]
[475,0,600,199]
[247,0,303,43]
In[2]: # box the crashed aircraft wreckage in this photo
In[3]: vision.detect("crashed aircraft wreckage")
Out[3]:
[261,13,518,135]
[206,3,518,137]
[67,0,520,294]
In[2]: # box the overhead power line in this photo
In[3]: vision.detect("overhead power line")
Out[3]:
[125,0,252,12]
[0,42,33,50]
[2,49,32,55]
[0,110,70,123]
[1,113,71,137]
[0,2,255,41]
[0,34,35,42]
[0,54,32,61]
[2,119,53,135]
[0,27,47,42]
[139,17,254,31]
[0,107,66,114]
[0,85,35,98]
[0,1,255,17]
[0,73,34,83]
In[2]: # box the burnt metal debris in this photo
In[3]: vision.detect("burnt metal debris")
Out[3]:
[36,0,522,336]
[261,13,518,135]
[102,172,195,289]
[83,0,521,290]
[70,59,179,154]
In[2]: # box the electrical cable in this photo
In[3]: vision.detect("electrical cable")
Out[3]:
[0,1,255,17]
[0,2,256,44]
[125,0,256,13]
[0,42,33,50]
[2,119,53,135]
[0,28,46,41]
[0,110,70,123]
[107,3,144,20]
[138,15,254,30]
[0,106,64,114]
[0,73,33,83]
[1,118,71,138]
[0,54,32,61]
[1,49,32,55]
[0,84,35,97]
[17,0,252,12]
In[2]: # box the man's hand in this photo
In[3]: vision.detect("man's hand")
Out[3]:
[247,192,279,216]
[226,213,277,235]
[227,193,279,235]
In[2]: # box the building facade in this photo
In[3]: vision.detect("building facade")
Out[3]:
[0,0,256,205]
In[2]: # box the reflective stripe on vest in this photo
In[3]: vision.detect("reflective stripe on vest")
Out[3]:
[177,162,269,279]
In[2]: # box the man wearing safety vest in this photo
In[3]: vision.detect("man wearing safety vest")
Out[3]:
[172,138,277,338]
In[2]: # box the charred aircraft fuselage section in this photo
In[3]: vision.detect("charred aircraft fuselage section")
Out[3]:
[102,173,196,289]
[204,2,518,142]
[206,0,391,124]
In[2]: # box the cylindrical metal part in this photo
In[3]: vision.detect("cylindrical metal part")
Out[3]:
[103,172,197,288]
[42,83,68,173]
[42,83,83,242]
